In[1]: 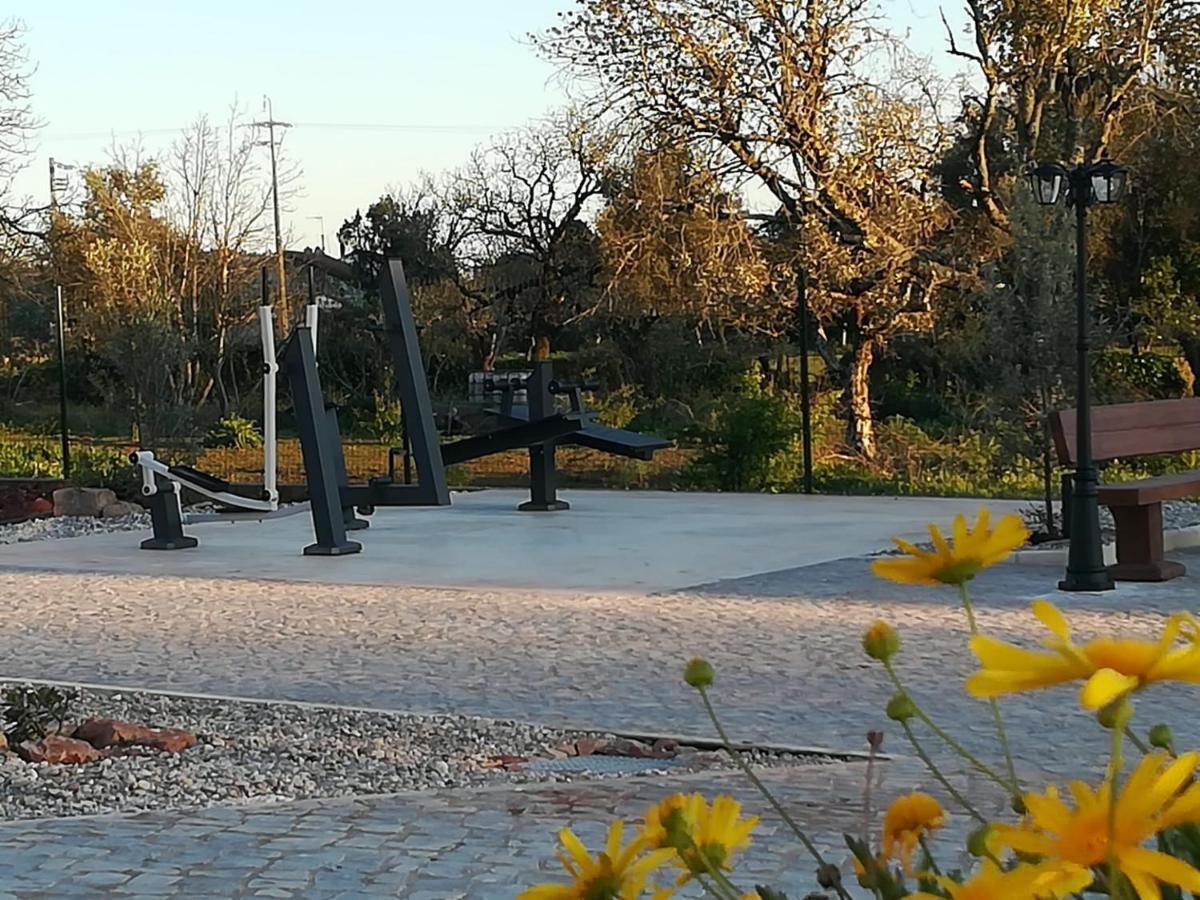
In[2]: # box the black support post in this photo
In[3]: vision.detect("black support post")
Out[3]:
[284,327,361,557]
[796,268,814,495]
[139,480,198,551]
[518,362,570,512]
[55,286,71,480]
[378,260,450,505]
[323,406,369,531]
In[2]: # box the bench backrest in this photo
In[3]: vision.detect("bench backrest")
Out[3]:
[1050,397,1200,466]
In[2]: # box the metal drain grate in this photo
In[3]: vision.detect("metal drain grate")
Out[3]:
[525,756,686,775]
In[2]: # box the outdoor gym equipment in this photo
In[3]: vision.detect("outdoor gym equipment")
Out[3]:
[472,365,671,511]
[134,268,319,550]
[284,258,672,554]
[135,254,670,556]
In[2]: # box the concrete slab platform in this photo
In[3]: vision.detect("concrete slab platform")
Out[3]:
[0,489,1026,592]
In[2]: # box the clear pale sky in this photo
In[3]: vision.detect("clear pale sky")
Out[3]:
[9,0,965,250]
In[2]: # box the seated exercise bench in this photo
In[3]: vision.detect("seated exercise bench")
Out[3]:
[1050,397,1200,581]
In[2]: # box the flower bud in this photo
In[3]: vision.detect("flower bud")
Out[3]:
[817,863,843,889]
[862,621,901,663]
[684,657,715,689]
[1095,699,1132,729]
[966,825,992,857]
[886,692,917,722]
[1149,724,1174,750]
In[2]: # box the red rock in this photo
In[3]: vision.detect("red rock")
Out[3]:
[572,738,606,757]
[143,728,197,753]
[16,735,100,764]
[28,497,52,515]
[73,718,155,749]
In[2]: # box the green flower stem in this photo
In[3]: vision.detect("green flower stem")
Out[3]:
[698,686,853,900]
[882,662,1018,798]
[1124,726,1152,757]
[900,721,986,824]
[692,843,744,900]
[958,582,1021,794]
[696,872,741,900]
[1108,701,1133,900]
[917,834,942,876]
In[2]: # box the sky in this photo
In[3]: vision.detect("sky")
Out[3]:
[9,0,969,251]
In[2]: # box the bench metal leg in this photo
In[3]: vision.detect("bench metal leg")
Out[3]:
[1108,502,1185,582]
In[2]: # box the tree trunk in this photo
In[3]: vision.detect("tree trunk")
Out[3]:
[844,335,876,460]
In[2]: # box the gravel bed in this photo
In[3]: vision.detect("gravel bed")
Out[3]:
[0,684,832,820]
[0,514,150,544]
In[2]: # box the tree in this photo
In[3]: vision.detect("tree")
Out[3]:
[51,162,189,442]
[942,191,1076,530]
[167,106,281,413]
[945,0,1191,230]
[449,112,616,357]
[537,1,954,457]
[597,145,773,333]
[336,180,504,379]
[0,20,38,237]
[1096,95,1200,385]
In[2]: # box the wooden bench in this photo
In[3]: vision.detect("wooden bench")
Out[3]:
[1050,397,1200,581]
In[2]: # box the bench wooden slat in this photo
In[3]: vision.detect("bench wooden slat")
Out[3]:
[1050,397,1200,466]
[1099,471,1200,507]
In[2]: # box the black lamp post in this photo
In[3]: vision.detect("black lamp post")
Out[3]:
[1027,158,1128,592]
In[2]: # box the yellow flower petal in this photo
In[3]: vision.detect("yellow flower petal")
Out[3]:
[872,507,1026,586]
[1032,599,1071,641]
[1079,668,1139,709]
[1121,846,1200,893]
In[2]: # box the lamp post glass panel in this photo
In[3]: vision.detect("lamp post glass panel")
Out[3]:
[1028,159,1128,592]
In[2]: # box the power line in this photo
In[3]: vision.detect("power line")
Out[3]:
[43,121,505,142]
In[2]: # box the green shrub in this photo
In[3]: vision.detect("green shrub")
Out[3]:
[1093,349,1192,402]
[683,377,801,492]
[2,684,76,745]
[202,415,264,450]
[73,445,140,499]
[594,383,640,429]
[0,437,59,478]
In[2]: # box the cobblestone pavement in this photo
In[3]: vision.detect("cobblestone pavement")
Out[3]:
[1,551,1198,894]
[0,757,1003,897]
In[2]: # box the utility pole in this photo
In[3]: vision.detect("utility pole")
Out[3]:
[49,158,74,479]
[252,98,291,328]
[307,216,326,252]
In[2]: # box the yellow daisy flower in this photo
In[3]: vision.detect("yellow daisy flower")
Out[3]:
[993,752,1200,900]
[966,600,1200,709]
[642,793,757,882]
[519,821,676,900]
[882,792,947,873]
[871,509,1028,586]
[907,858,1092,899]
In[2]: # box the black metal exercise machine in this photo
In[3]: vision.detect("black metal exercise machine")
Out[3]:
[138,256,671,556]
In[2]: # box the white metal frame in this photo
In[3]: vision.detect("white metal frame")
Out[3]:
[132,450,275,511]
[132,298,319,514]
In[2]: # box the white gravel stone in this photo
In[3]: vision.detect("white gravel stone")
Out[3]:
[0,514,150,544]
[0,683,829,820]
